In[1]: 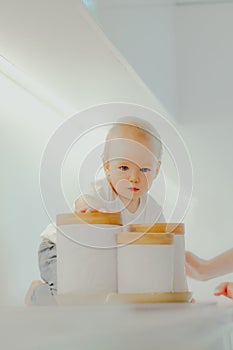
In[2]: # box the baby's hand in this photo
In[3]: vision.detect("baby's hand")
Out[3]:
[79,208,99,213]
[214,282,233,299]
[76,206,107,213]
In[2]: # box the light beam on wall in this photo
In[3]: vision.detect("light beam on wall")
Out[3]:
[0,55,71,115]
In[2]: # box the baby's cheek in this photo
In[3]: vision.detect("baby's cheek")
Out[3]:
[116,179,130,188]
[145,175,155,189]
[142,173,152,183]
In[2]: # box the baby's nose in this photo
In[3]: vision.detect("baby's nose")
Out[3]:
[128,169,140,182]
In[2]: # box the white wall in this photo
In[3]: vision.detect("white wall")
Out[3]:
[175,2,233,122]
[91,0,176,116]
[0,72,63,305]
[0,0,169,117]
[89,0,233,121]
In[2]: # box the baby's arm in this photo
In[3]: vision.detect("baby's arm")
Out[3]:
[186,248,233,281]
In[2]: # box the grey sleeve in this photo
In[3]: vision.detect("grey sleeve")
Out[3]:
[31,239,57,305]
[38,238,57,291]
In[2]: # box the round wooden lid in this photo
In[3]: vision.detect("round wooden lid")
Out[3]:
[127,223,184,234]
[116,232,174,245]
[56,212,122,226]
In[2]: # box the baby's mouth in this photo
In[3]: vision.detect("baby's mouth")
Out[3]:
[128,187,140,192]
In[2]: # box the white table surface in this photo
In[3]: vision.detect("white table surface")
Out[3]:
[1,302,233,350]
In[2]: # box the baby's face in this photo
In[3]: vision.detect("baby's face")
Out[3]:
[105,157,158,203]
[103,125,160,204]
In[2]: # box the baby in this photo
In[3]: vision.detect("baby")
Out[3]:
[25,117,165,305]
[75,116,164,224]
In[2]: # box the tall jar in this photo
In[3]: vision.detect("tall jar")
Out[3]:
[56,212,122,295]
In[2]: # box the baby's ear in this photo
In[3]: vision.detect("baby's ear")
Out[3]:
[103,161,110,173]
[155,160,161,177]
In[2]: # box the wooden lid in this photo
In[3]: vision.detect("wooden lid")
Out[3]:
[116,232,174,245]
[55,291,193,305]
[127,223,185,235]
[56,212,122,226]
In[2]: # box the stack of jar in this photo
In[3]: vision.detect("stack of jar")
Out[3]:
[56,212,188,296]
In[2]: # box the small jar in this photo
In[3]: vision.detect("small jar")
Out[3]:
[128,223,188,292]
[56,212,122,295]
[117,232,174,294]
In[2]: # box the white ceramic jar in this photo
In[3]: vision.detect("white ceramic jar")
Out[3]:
[128,223,188,292]
[56,212,122,296]
[117,232,174,294]
[172,226,188,291]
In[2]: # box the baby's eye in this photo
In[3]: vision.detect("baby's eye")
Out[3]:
[140,167,151,173]
[119,165,129,171]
